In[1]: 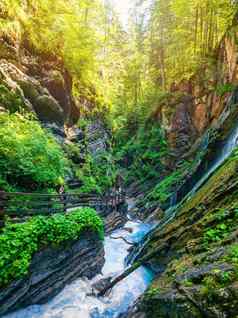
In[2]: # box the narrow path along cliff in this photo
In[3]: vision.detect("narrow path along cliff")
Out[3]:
[1,2,238,318]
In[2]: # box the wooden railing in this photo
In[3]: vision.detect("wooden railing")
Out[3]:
[0,190,125,228]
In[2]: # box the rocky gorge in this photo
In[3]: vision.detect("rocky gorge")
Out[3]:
[0,2,238,318]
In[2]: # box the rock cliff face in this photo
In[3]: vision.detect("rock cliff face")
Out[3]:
[86,121,110,156]
[122,18,238,318]
[153,19,238,160]
[0,232,104,316]
[99,203,128,234]
[0,37,82,127]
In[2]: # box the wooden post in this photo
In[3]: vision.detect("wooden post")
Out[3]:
[0,191,6,230]
[63,193,67,212]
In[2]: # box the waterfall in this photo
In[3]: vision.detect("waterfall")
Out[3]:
[169,91,238,208]
[178,93,238,203]
[132,92,238,263]
[187,121,238,197]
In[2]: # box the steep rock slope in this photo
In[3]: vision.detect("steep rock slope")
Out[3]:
[125,152,238,317]
[130,16,238,218]
[153,16,238,160]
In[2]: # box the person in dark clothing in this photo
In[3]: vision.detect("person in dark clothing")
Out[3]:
[58,185,67,212]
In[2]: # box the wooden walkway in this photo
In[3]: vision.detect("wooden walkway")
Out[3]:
[0,190,125,228]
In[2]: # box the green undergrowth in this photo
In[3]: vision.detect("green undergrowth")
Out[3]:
[74,151,118,194]
[145,160,192,205]
[67,117,119,194]
[0,208,103,287]
[0,113,69,192]
[0,84,24,113]
[114,122,168,185]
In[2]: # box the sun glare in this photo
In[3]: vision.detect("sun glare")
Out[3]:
[111,0,133,27]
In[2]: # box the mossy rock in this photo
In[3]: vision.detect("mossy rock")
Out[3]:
[34,95,64,124]
[134,154,238,318]
[180,158,238,214]
[18,80,40,102]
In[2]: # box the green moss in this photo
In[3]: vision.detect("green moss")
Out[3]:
[114,122,168,186]
[0,207,103,287]
[180,158,238,214]
[144,286,161,299]
[146,160,191,204]
[226,244,238,266]
[215,83,236,97]
[18,80,40,102]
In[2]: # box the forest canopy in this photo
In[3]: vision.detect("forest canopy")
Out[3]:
[0,0,237,128]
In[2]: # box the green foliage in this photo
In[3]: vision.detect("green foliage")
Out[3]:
[0,207,103,287]
[145,287,160,299]
[201,269,234,298]
[114,122,168,185]
[64,142,84,164]
[204,223,229,244]
[203,208,238,248]
[0,113,68,191]
[147,0,236,88]
[228,244,238,265]
[201,275,220,298]
[75,151,118,194]
[146,162,190,204]
[216,83,236,96]
[0,84,24,113]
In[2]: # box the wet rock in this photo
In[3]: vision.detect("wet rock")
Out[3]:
[34,94,64,124]
[92,276,113,294]
[176,263,233,284]
[86,121,110,156]
[100,203,128,234]
[66,126,84,142]
[0,232,105,316]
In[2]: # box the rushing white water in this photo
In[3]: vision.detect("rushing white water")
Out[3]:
[132,116,238,263]
[4,207,154,318]
[158,119,238,231]
[187,120,238,199]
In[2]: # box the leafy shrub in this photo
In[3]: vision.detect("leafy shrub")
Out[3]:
[0,84,24,113]
[228,244,238,265]
[75,151,118,194]
[0,207,103,287]
[147,168,185,204]
[114,122,168,185]
[215,83,235,97]
[203,207,238,248]
[204,223,229,244]
[0,113,68,191]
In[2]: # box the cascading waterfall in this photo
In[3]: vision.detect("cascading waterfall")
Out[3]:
[173,94,238,206]
[131,92,238,264]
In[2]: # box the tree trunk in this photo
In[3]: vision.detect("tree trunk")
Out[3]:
[97,244,166,296]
